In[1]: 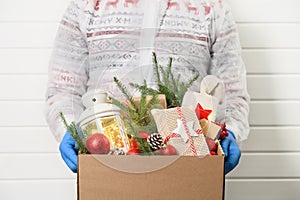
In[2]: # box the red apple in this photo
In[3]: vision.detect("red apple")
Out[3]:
[157,145,177,155]
[86,133,110,154]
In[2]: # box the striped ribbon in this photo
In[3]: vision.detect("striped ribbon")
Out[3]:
[163,107,203,156]
[164,133,181,144]
[196,129,203,135]
[176,107,197,156]
[164,130,203,144]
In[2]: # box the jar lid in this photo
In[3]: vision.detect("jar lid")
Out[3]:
[78,89,122,126]
[81,89,108,108]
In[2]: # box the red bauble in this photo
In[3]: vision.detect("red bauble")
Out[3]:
[129,139,139,149]
[127,148,141,155]
[86,133,110,154]
[205,137,217,151]
[138,132,150,139]
[156,145,177,155]
[210,151,217,155]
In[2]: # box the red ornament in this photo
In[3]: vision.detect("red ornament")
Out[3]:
[205,137,217,152]
[212,122,229,140]
[138,132,150,140]
[195,103,212,120]
[156,145,177,155]
[219,132,226,140]
[86,133,110,154]
[127,148,141,155]
[210,151,217,155]
[216,123,229,140]
[129,139,139,150]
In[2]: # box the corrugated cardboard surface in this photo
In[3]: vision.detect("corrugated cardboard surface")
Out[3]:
[78,154,224,200]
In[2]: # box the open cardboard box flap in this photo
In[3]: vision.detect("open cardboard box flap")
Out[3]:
[78,144,224,200]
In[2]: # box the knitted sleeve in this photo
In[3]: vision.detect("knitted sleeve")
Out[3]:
[45,0,88,142]
[209,0,250,142]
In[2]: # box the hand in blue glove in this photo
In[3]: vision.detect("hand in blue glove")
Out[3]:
[220,130,241,174]
[59,131,78,173]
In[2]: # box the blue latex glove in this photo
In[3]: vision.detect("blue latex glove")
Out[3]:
[220,130,241,174]
[59,131,78,173]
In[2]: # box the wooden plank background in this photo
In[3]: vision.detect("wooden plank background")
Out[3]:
[1,0,300,199]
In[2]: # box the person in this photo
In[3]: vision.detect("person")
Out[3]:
[45,0,250,174]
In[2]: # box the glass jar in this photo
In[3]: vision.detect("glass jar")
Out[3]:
[77,90,129,153]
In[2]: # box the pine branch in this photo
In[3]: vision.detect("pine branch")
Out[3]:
[178,73,200,105]
[167,57,173,82]
[60,112,72,133]
[178,82,188,105]
[113,77,139,111]
[111,97,142,128]
[129,82,158,95]
[175,73,181,91]
[157,83,177,108]
[159,65,170,88]
[128,80,160,125]
[111,97,134,115]
[152,52,161,84]
[112,78,159,132]
[139,80,147,119]
[145,94,159,111]
[122,117,137,136]
[132,136,154,154]
[186,73,200,89]
[168,57,177,91]
[59,112,88,154]
[150,53,199,108]
[128,82,143,91]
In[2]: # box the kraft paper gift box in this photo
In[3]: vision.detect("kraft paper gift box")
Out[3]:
[78,146,224,200]
[77,106,225,200]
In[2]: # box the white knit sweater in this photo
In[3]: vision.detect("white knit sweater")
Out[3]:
[45,0,250,142]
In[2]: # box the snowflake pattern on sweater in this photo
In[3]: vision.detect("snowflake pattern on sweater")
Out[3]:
[45,0,250,142]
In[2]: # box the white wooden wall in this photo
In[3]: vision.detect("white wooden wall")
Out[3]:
[1,0,300,199]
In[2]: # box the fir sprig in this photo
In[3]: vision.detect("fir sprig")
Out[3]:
[111,77,160,137]
[59,112,88,154]
[153,51,161,84]
[132,136,153,154]
[113,77,139,111]
[152,52,199,108]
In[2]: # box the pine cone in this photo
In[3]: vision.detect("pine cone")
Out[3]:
[147,133,164,150]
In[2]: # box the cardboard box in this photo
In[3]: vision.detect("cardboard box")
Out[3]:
[78,143,224,200]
